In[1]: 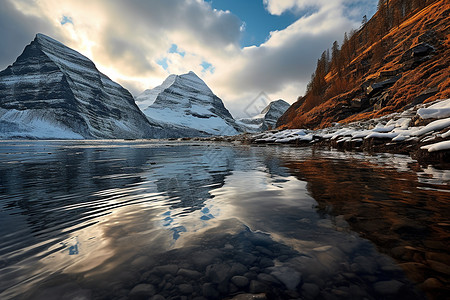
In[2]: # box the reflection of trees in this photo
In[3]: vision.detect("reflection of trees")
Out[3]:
[282,156,450,298]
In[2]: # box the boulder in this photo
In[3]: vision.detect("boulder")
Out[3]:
[365,76,401,96]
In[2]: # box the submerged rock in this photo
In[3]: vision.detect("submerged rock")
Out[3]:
[129,284,156,299]
[270,266,302,290]
[206,263,231,284]
[231,293,267,300]
[153,264,179,276]
[230,263,248,276]
[202,283,220,298]
[178,283,194,295]
[231,276,249,288]
[249,280,267,293]
[178,268,203,279]
[373,280,404,295]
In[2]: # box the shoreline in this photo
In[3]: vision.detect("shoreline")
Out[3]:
[177,132,450,168]
[187,98,450,167]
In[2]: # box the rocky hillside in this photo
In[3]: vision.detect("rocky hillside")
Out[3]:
[278,0,450,130]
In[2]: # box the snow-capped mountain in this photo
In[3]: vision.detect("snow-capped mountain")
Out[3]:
[136,71,242,136]
[237,99,290,133]
[0,33,163,139]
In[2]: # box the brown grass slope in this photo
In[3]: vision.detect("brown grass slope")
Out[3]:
[278,0,450,129]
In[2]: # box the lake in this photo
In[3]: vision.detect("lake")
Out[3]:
[0,140,448,299]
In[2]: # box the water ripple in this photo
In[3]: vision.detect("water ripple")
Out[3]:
[0,141,447,299]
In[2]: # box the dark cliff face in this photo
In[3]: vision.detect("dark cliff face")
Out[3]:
[0,34,161,139]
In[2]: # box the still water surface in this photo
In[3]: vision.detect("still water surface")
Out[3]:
[0,140,449,299]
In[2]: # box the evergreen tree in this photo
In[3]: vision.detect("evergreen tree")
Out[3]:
[361,15,368,28]
[331,41,340,72]
[326,48,331,72]
[342,32,350,65]
[307,52,328,97]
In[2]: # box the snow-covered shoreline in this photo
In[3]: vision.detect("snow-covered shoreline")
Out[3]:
[189,99,450,165]
[253,98,449,146]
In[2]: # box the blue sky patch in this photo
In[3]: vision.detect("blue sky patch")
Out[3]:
[206,0,297,47]
[60,15,73,25]
[169,44,185,57]
[206,0,376,47]
[201,61,215,74]
[157,57,169,70]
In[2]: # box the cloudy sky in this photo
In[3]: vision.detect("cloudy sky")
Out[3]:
[0,0,377,117]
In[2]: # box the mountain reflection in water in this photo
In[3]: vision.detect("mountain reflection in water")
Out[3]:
[0,141,447,299]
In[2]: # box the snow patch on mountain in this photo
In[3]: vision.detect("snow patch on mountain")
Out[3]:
[0,108,84,139]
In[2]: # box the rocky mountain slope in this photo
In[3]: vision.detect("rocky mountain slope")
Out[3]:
[237,99,290,133]
[278,0,449,130]
[0,34,165,139]
[136,71,242,136]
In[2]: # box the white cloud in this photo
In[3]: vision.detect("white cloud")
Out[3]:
[0,0,376,118]
[210,0,361,117]
[263,0,375,16]
[263,0,337,16]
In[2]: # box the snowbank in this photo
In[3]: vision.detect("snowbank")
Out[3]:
[421,141,450,152]
[417,99,450,119]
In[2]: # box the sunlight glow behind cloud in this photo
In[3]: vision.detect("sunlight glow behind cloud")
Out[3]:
[0,0,376,117]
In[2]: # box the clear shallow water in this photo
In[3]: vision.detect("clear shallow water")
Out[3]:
[0,141,448,300]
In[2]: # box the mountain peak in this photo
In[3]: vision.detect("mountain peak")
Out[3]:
[0,34,160,139]
[261,99,290,115]
[160,71,213,98]
[137,72,241,136]
[32,32,93,67]
[236,99,290,133]
[178,71,205,84]
[35,33,55,41]
[34,33,66,47]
